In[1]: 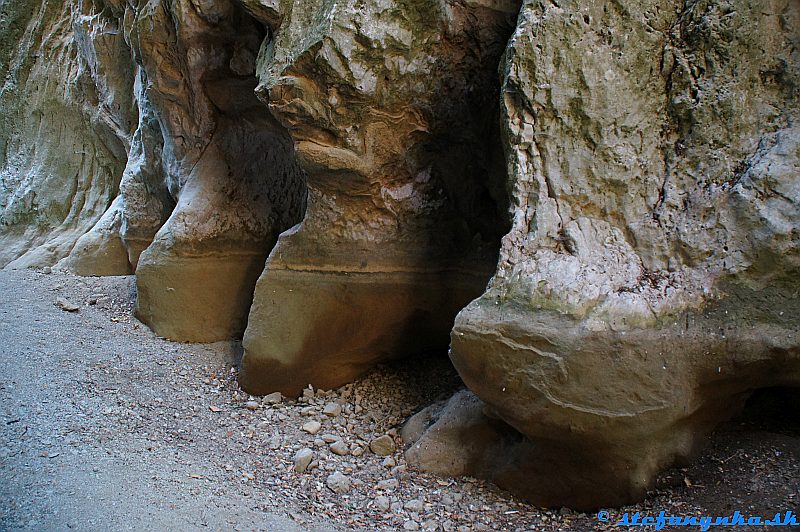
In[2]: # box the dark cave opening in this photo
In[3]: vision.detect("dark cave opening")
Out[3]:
[731,387,800,435]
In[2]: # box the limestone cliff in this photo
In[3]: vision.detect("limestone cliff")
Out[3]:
[238,0,517,394]
[439,0,800,508]
[1,0,798,511]
[0,0,135,269]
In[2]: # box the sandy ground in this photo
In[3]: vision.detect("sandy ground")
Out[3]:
[0,269,798,531]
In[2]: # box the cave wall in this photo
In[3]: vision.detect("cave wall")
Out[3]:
[1,0,798,511]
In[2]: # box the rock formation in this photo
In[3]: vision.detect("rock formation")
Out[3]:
[125,0,306,341]
[1,0,798,511]
[434,0,800,509]
[0,0,135,269]
[238,0,517,394]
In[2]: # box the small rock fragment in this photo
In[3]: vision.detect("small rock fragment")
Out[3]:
[370,434,396,456]
[421,520,439,531]
[374,495,391,512]
[263,392,283,404]
[323,402,342,417]
[320,433,340,443]
[330,440,349,456]
[403,521,420,531]
[245,400,259,411]
[55,297,79,312]
[326,471,351,494]
[377,478,399,490]
[382,456,396,468]
[302,421,322,435]
[404,499,424,513]
[294,448,314,473]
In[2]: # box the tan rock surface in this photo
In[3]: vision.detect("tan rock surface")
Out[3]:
[444,0,800,509]
[125,0,306,341]
[0,0,135,270]
[239,0,518,394]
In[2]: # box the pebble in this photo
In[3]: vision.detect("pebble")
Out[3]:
[320,433,340,443]
[404,499,424,513]
[382,456,396,468]
[263,392,282,404]
[323,402,342,417]
[302,421,322,434]
[330,440,349,456]
[245,401,259,411]
[294,448,314,473]
[55,297,79,312]
[326,471,351,494]
[370,435,396,456]
[374,495,391,512]
[403,520,420,530]
[377,478,399,490]
[421,520,439,531]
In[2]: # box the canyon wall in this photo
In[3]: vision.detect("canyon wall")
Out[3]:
[1,0,798,510]
[238,0,517,395]
[0,0,135,269]
[432,0,800,508]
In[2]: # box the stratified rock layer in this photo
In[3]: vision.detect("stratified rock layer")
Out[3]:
[441,0,800,509]
[239,0,517,394]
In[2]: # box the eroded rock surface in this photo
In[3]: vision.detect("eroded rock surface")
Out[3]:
[3,0,799,512]
[239,0,518,394]
[0,0,135,269]
[126,0,306,341]
[440,0,800,509]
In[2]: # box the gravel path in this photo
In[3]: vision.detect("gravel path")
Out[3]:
[1,270,798,531]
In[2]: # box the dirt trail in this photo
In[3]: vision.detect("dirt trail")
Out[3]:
[1,270,798,531]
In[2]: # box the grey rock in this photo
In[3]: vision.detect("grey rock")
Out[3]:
[301,421,322,435]
[369,435,396,456]
[293,448,313,473]
[322,402,342,417]
[374,495,391,512]
[376,479,399,491]
[263,392,283,405]
[404,499,424,513]
[329,440,349,456]
[326,471,351,494]
[54,298,80,313]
